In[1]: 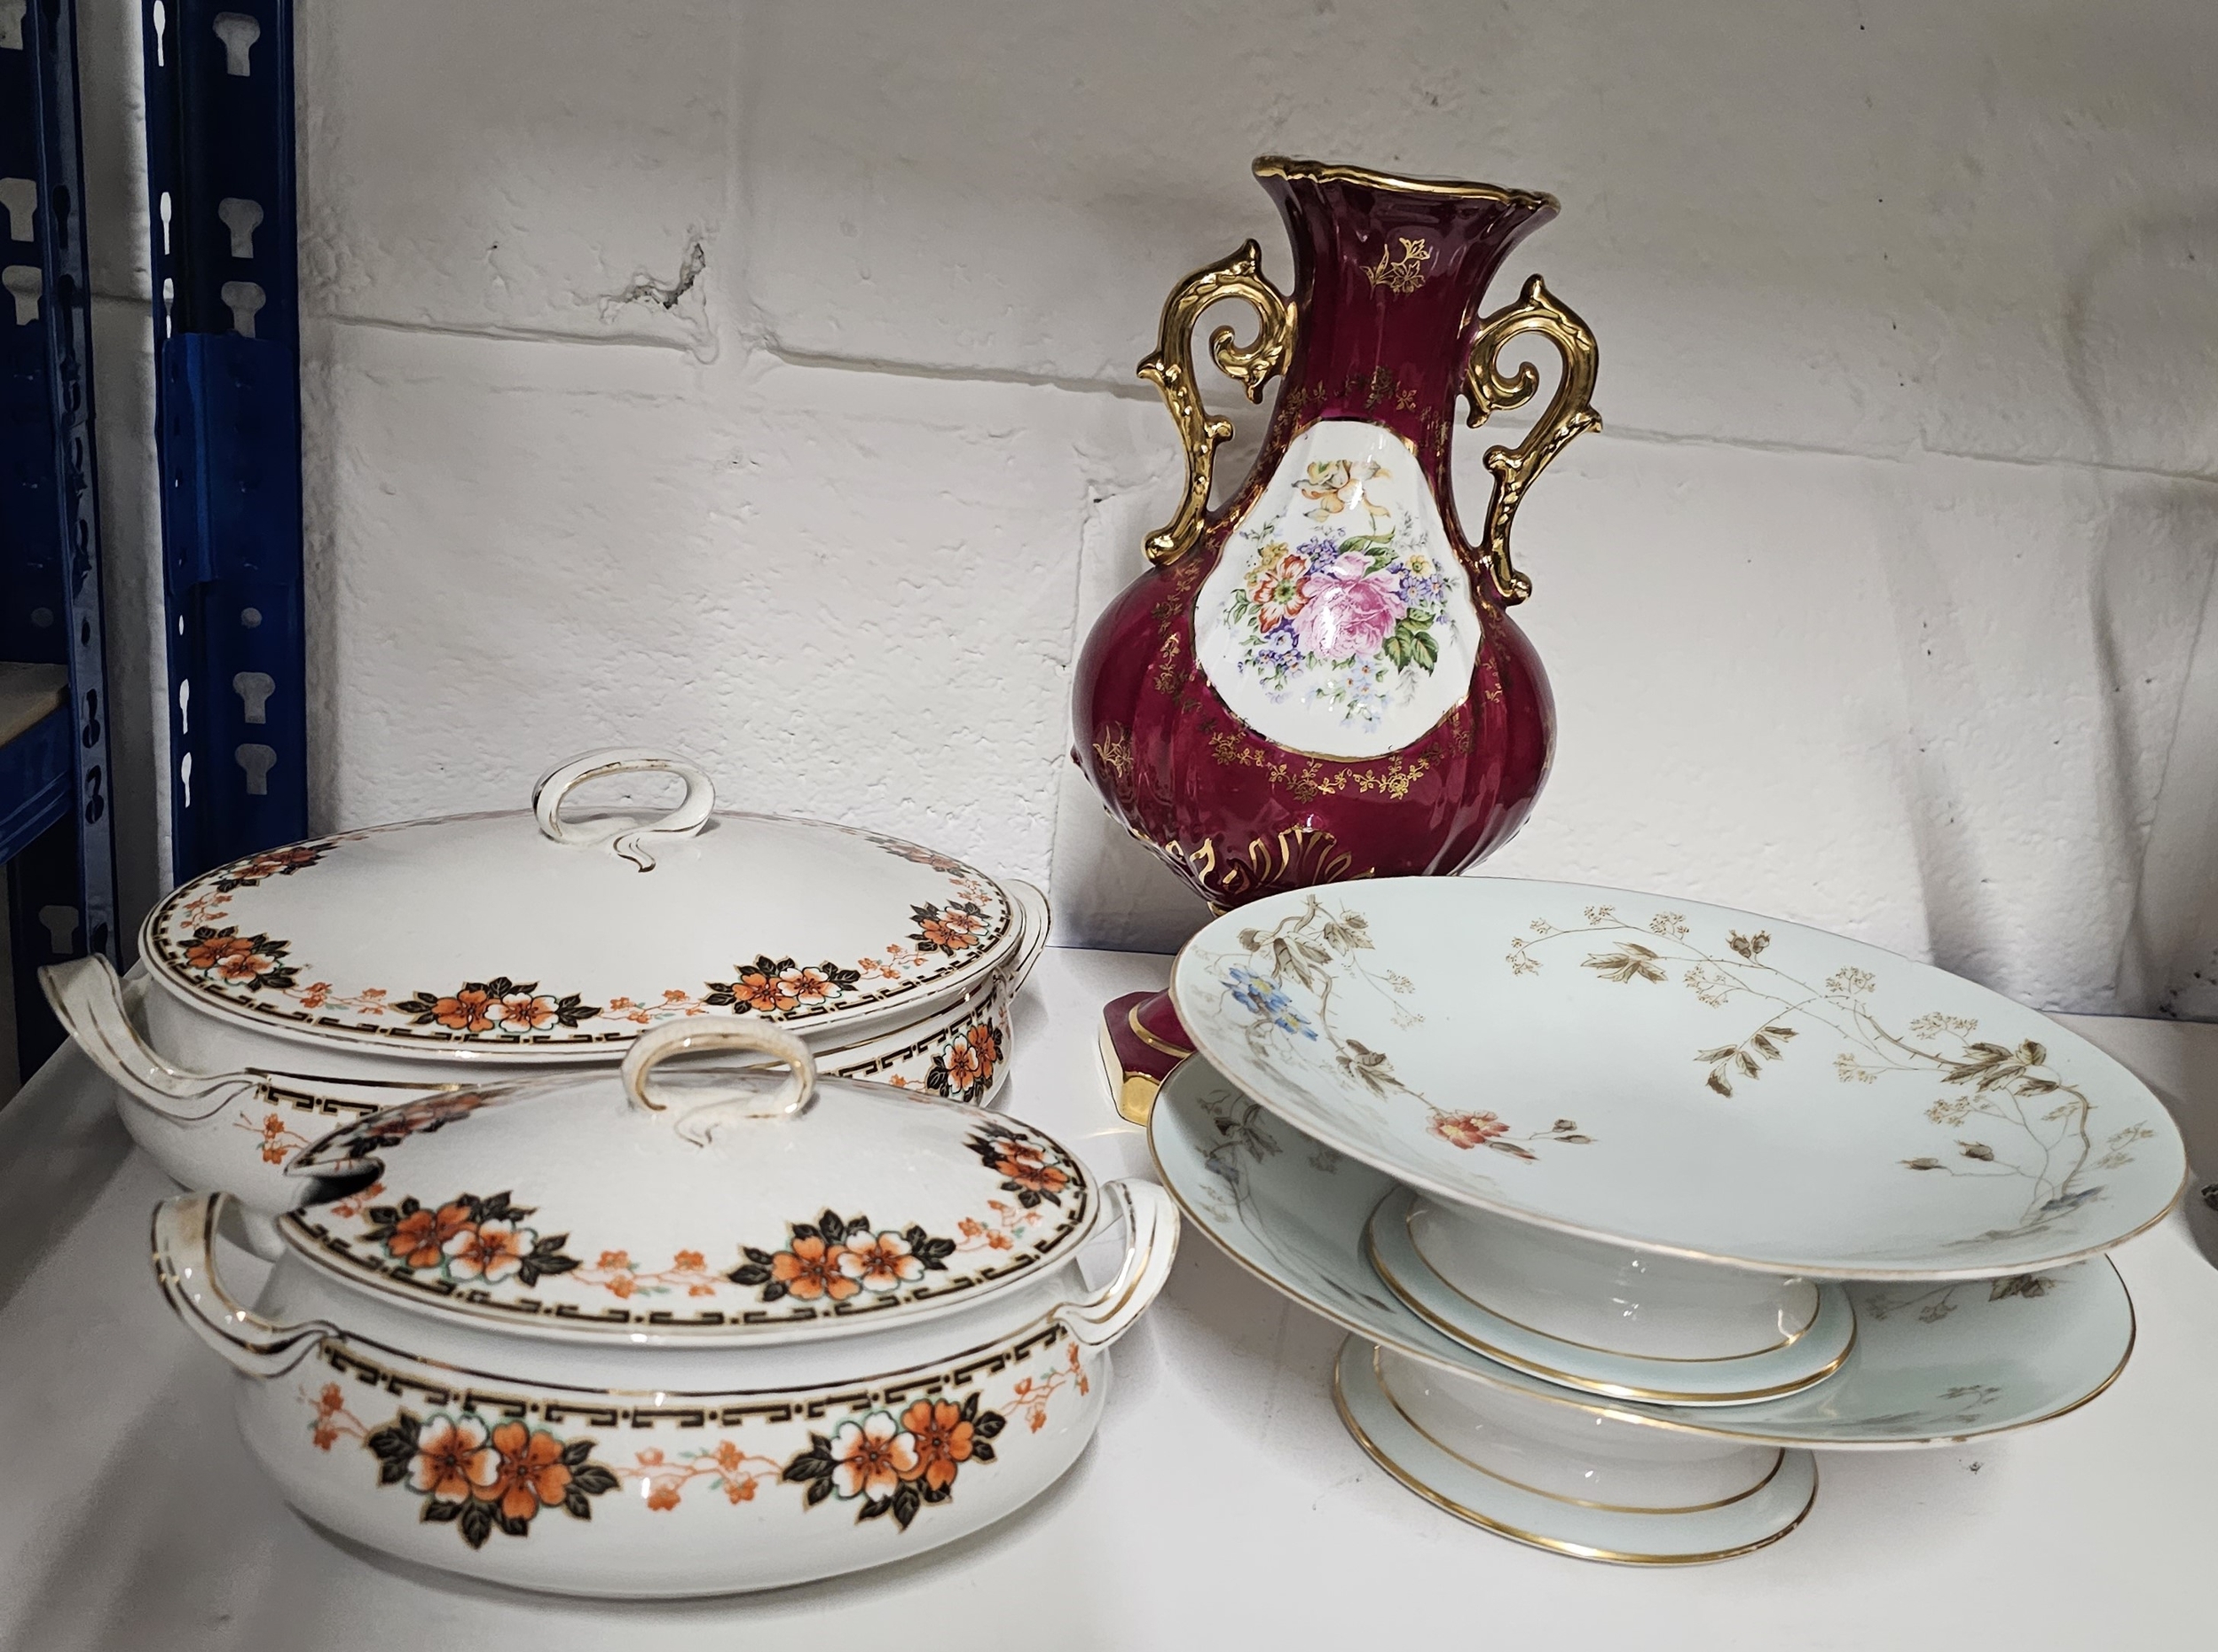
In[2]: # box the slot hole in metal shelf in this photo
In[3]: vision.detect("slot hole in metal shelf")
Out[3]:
[0,177,34,241]
[217,198,261,259]
[38,907,79,954]
[220,279,264,336]
[150,0,166,66]
[4,264,39,326]
[212,11,257,75]
[236,743,276,797]
[232,672,273,725]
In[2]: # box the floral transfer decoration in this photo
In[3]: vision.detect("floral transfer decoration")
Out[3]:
[150,822,1014,1045]
[965,1121,1076,1207]
[1213,896,1594,1160]
[307,1387,617,1549]
[1506,907,2160,1243]
[212,837,354,893]
[237,1107,312,1166]
[1221,513,1456,732]
[393,977,602,1036]
[925,1021,1003,1104]
[782,1391,1008,1530]
[360,1191,581,1287]
[728,1208,958,1305]
[300,1174,1082,1326]
[704,956,862,1016]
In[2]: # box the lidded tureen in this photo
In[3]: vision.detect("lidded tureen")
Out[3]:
[46,748,1049,1225]
[153,1022,1176,1597]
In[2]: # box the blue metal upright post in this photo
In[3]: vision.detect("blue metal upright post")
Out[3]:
[3,0,121,1080]
[142,0,307,880]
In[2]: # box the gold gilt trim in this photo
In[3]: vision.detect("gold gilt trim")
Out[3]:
[1365,237,1434,295]
[1127,1005,1193,1061]
[1137,242,1297,567]
[1397,1199,1823,1360]
[1168,824,1368,904]
[1374,1349,1789,1514]
[1097,1020,1164,1128]
[1253,155,1557,214]
[1463,274,1601,606]
[1366,1224,1855,1405]
[1207,729,1431,800]
[309,1319,1074,1426]
[1333,1354,1817,1565]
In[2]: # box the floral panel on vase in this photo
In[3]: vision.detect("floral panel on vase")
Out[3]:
[1194,420,1482,759]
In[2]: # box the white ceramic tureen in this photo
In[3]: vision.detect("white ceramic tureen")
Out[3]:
[47,749,1049,1230]
[153,1021,1176,1598]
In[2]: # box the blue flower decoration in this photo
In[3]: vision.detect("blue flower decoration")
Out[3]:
[1223,968,1317,1039]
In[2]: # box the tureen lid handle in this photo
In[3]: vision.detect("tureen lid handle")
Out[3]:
[622,1019,819,1145]
[533,747,716,871]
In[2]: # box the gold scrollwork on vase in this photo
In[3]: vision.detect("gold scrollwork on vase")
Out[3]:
[1090,726,1136,801]
[1206,732,1428,803]
[1167,825,1368,905]
[1462,274,1601,607]
[1137,241,1298,567]
[1365,236,1432,294]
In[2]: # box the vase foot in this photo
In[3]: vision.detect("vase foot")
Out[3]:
[1098,990,1193,1126]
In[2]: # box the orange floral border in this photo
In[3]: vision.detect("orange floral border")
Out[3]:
[153,828,1013,1047]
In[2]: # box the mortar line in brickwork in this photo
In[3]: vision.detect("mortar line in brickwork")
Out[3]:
[763,342,1159,402]
[766,342,2218,486]
[260,315,2218,491]
[313,311,708,352]
[1597,421,2218,489]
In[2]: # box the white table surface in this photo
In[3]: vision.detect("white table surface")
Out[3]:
[4,946,2214,1650]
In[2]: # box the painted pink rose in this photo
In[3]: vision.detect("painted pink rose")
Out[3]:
[1294,551,1407,661]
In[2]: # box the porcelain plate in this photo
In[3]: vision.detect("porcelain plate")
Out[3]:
[1171,878,2185,1278]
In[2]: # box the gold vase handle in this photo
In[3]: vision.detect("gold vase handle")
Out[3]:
[1137,240,1297,566]
[1463,274,1601,605]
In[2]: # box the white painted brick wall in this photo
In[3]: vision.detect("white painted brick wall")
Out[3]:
[73,0,2218,1018]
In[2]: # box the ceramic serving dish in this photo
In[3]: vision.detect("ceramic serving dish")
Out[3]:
[1173,877,2185,1278]
[50,748,1049,1227]
[1149,1058,2135,1449]
[153,1022,1176,1598]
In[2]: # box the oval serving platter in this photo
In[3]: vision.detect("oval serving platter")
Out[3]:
[1170,878,2186,1279]
[1148,1056,2137,1449]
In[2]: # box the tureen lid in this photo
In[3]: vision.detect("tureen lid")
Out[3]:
[143,749,1022,1058]
[280,1023,1093,1341]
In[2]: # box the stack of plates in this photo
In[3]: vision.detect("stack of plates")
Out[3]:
[1151,878,2186,1564]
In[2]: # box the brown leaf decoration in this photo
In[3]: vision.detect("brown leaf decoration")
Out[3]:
[1959,1141,1995,1161]
[1582,944,1667,985]
[1902,1157,1944,1170]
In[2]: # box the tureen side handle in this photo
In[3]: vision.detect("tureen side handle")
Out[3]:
[1003,878,1053,996]
[152,1192,337,1379]
[532,748,716,872]
[40,955,264,1124]
[1051,1178,1180,1351]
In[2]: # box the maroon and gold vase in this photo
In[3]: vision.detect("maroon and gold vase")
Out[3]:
[1072,157,1601,1121]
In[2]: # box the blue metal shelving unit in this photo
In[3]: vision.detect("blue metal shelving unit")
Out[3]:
[142,0,307,882]
[2,0,120,1081]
